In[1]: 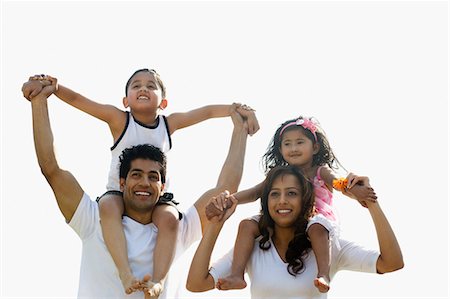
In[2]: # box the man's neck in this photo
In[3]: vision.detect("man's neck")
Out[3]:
[124,210,153,225]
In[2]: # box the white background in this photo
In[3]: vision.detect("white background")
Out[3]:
[1,1,448,298]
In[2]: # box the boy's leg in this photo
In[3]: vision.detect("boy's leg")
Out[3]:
[150,203,180,296]
[217,219,259,290]
[307,223,331,293]
[99,192,138,294]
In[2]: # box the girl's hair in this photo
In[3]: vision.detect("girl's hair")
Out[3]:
[262,116,343,173]
[125,68,166,98]
[258,165,316,276]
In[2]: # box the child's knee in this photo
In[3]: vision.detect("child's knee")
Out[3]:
[99,193,124,218]
[239,219,259,235]
[307,223,329,239]
[153,205,179,231]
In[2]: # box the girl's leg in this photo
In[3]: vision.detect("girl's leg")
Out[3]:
[150,204,179,297]
[99,193,138,294]
[217,219,259,290]
[307,223,331,293]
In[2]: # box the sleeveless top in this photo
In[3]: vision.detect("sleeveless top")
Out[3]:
[312,166,337,222]
[106,112,172,191]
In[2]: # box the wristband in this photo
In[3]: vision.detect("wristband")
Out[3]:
[332,178,348,191]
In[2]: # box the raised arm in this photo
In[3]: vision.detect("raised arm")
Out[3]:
[166,103,259,135]
[187,195,238,292]
[22,75,125,137]
[365,200,404,274]
[319,167,377,204]
[25,78,84,222]
[193,110,248,232]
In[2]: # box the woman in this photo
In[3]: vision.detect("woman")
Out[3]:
[186,165,403,298]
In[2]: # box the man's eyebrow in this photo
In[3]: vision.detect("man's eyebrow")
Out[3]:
[130,168,160,175]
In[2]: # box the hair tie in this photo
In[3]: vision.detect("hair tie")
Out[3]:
[279,118,318,142]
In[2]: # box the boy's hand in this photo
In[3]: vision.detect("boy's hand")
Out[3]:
[236,104,260,136]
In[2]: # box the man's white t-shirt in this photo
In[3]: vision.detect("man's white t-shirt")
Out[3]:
[209,219,379,299]
[69,193,201,299]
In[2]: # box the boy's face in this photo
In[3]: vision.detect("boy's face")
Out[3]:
[123,71,164,113]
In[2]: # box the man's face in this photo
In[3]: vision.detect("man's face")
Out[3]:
[120,158,164,217]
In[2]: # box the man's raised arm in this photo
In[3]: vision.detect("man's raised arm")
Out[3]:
[25,77,84,222]
[193,110,248,232]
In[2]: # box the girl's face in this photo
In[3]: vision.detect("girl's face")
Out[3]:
[123,72,163,112]
[280,128,318,168]
[268,174,303,228]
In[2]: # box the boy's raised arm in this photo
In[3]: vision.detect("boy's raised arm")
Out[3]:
[22,75,125,136]
[166,103,259,135]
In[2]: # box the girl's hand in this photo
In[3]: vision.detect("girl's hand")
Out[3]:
[346,173,371,189]
[205,191,237,223]
[342,173,377,206]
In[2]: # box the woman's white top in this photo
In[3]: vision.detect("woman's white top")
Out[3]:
[209,217,378,298]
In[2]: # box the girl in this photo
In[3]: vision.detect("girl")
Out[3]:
[215,115,377,293]
[187,166,403,298]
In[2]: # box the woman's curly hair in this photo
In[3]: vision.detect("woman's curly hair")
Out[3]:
[258,165,316,276]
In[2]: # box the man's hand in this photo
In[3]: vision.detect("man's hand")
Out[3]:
[22,75,56,100]
[236,104,259,136]
[205,191,237,223]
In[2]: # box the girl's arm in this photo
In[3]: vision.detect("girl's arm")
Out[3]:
[319,167,377,203]
[205,182,263,221]
[233,181,264,204]
[365,200,404,273]
[187,195,238,292]
[166,104,259,135]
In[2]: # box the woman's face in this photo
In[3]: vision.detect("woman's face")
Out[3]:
[268,173,303,228]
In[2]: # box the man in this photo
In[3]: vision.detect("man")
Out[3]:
[24,78,248,298]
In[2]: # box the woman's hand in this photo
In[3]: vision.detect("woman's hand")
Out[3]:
[205,191,237,223]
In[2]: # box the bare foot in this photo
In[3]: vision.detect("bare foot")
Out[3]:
[119,272,140,294]
[140,274,163,299]
[314,276,330,293]
[216,275,247,290]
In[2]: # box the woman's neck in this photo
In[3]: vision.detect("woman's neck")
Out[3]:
[272,226,296,261]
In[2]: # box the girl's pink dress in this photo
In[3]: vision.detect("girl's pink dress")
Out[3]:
[312,166,337,222]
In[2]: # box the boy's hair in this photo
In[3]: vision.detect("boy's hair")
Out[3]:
[262,116,344,172]
[125,68,166,98]
[119,144,167,184]
[258,165,315,276]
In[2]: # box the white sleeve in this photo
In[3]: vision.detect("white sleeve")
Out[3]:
[335,238,379,273]
[209,248,234,284]
[68,193,99,240]
[178,205,202,249]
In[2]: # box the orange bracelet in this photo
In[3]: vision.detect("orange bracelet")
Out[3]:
[332,178,348,191]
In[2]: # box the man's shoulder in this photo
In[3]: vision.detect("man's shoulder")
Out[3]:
[177,205,201,246]
[68,193,100,239]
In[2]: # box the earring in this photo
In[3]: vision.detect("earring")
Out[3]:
[159,99,168,110]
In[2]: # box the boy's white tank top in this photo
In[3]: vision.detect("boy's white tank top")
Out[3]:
[106,112,172,191]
